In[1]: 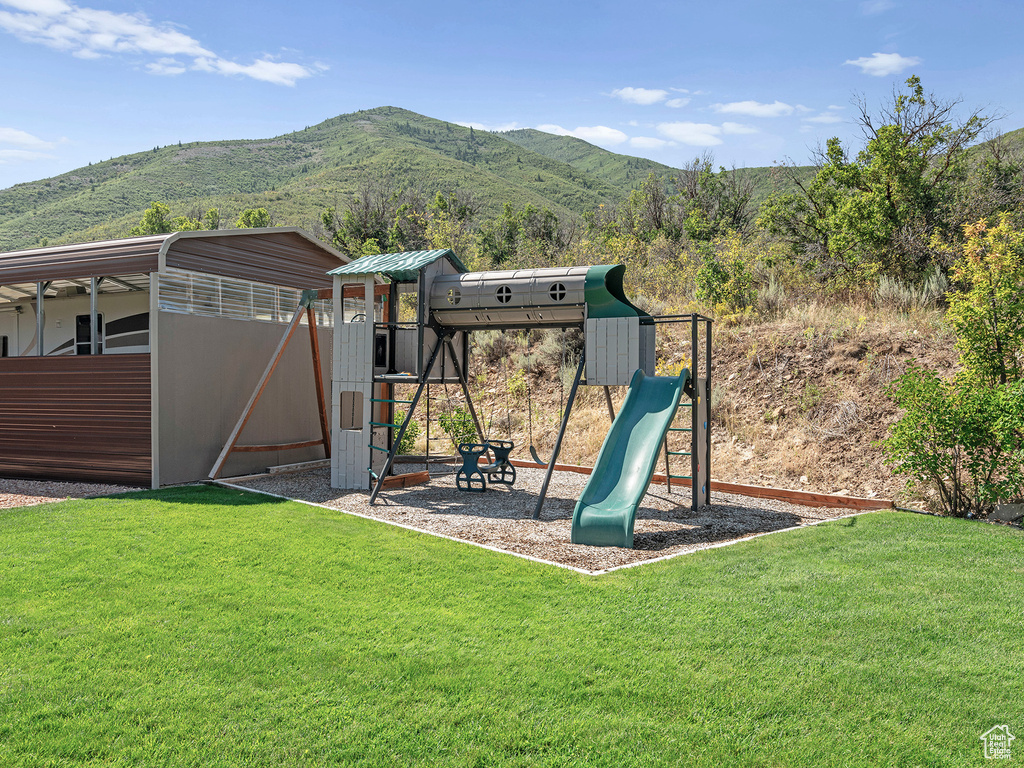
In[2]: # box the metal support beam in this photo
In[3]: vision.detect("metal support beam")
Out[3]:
[532,353,586,520]
[89,276,98,355]
[691,316,699,512]
[103,276,143,292]
[2,284,37,298]
[35,281,44,356]
[444,334,486,445]
[664,436,672,494]
[705,318,713,509]
[368,337,446,505]
[603,385,616,422]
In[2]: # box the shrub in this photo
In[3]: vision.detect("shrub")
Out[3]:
[507,368,527,399]
[438,405,477,449]
[393,410,420,455]
[945,214,1024,385]
[695,246,756,314]
[874,269,948,312]
[475,330,517,365]
[882,364,1024,516]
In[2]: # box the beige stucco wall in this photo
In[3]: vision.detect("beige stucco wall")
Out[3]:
[156,311,331,485]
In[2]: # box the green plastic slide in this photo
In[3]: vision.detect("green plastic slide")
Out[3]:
[571,368,689,548]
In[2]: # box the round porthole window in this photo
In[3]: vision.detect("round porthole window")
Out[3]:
[496,285,512,304]
[548,282,567,302]
[446,288,461,305]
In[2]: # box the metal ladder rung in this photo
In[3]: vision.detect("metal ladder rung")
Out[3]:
[668,427,692,432]
[669,474,692,480]
[371,398,414,404]
[368,444,390,453]
[369,421,395,428]
[667,450,691,457]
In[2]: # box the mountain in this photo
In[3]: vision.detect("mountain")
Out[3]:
[499,128,804,207]
[0,108,642,251]
[498,128,678,189]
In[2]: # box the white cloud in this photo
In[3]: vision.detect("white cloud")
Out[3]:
[536,124,628,146]
[722,122,757,135]
[610,87,668,105]
[146,57,186,76]
[0,126,55,149]
[629,136,674,150]
[844,52,921,77]
[194,56,326,86]
[455,120,519,132]
[656,122,723,146]
[711,100,794,117]
[0,148,56,163]
[0,0,322,85]
[665,97,690,108]
[805,111,844,124]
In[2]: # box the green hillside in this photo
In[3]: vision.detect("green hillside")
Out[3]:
[0,108,642,252]
[499,127,807,207]
[498,128,678,188]
[9,104,1006,253]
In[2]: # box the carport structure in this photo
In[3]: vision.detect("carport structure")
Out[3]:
[0,228,347,486]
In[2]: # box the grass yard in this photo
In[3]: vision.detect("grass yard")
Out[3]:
[1,485,1021,766]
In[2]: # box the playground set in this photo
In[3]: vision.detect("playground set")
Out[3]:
[326,249,712,549]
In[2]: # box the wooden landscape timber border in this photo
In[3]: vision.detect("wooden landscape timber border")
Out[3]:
[507,459,894,512]
[381,470,431,489]
[221,458,892,511]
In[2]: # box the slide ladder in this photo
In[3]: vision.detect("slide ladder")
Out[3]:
[571,368,690,548]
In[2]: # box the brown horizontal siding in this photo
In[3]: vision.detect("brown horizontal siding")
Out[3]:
[166,231,344,290]
[0,354,151,485]
[0,237,164,284]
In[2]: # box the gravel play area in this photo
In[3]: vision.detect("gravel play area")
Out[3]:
[0,478,136,510]
[226,464,861,573]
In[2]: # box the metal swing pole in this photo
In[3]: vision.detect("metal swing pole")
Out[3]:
[369,336,447,505]
[532,352,586,520]
[444,335,486,446]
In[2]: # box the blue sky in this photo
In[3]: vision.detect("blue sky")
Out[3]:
[2,0,1023,190]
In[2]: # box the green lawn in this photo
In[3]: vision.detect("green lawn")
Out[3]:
[1,486,1021,766]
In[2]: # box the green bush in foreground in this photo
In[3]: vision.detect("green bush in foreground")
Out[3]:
[884,215,1024,515]
[883,364,1024,515]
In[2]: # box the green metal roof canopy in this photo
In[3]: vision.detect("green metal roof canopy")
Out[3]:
[326,249,467,282]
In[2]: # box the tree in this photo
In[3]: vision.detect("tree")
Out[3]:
[424,190,479,254]
[883,214,1024,515]
[204,208,221,231]
[944,214,1024,386]
[675,156,755,241]
[321,178,399,257]
[477,202,569,267]
[130,201,173,235]
[235,208,271,229]
[130,201,203,235]
[759,76,993,282]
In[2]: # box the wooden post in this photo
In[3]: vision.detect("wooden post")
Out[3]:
[208,303,307,480]
[307,305,331,457]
